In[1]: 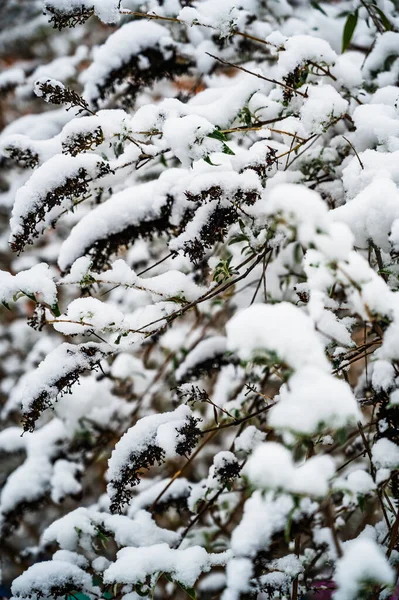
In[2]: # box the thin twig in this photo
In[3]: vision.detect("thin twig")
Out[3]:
[150,429,219,512]
[358,422,392,532]
[343,136,364,169]
[201,401,275,433]
[206,52,308,98]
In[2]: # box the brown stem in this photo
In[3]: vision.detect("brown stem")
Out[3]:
[149,429,219,512]
[343,136,364,170]
[206,52,308,98]
[326,497,343,558]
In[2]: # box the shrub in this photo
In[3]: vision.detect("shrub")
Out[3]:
[1,1,399,599]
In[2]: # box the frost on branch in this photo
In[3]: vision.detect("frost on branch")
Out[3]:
[108,405,201,513]
[333,538,395,600]
[9,153,112,253]
[33,78,91,113]
[0,263,58,312]
[58,180,172,271]
[81,21,190,109]
[17,343,110,431]
[104,543,231,589]
[11,561,99,600]
[44,0,120,29]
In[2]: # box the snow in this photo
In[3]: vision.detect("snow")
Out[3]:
[363,32,399,83]
[9,153,108,249]
[15,342,109,416]
[53,297,125,335]
[0,67,24,91]
[103,510,179,547]
[50,459,82,503]
[389,389,399,406]
[0,419,66,515]
[58,180,162,271]
[53,550,88,568]
[300,85,348,135]
[140,269,204,302]
[86,259,205,302]
[175,336,227,381]
[162,115,223,167]
[245,442,335,497]
[44,0,120,25]
[54,376,132,435]
[222,558,253,600]
[259,184,352,259]
[270,554,303,578]
[231,491,294,557]
[334,470,376,499]
[107,405,195,499]
[0,427,25,453]
[0,263,57,308]
[91,556,110,572]
[62,256,93,284]
[1,456,53,514]
[206,451,239,489]
[42,506,179,553]
[371,359,395,392]
[88,0,120,24]
[128,477,191,514]
[332,177,399,251]
[244,442,293,491]
[41,507,98,551]
[226,302,329,371]
[372,438,399,470]
[29,53,85,97]
[333,538,395,600]
[350,103,399,152]
[276,34,337,75]
[179,0,244,38]
[234,425,265,454]
[268,366,361,435]
[33,77,64,100]
[170,198,223,254]
[199,571,227,593]
[11,561,99,600]
[3,0,399,596]
[81,21,174,105]
[342,149,399,200]
[104,544,231,587]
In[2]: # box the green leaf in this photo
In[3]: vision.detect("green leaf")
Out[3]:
[284,510,294,543]
[67,593,91,600]
[311,1,327,16]
[221,142,235,156]
[372,4,392,31]
[203,155,218,166]
[135,583,150,597]
[23,291,36,302]
[293,242,303,264]
[228,234,249,245]
[208,129,227,142]
[342,9,358,53]
[96,528,109,542]
[176,582,197,599]
[51,302,61,317]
